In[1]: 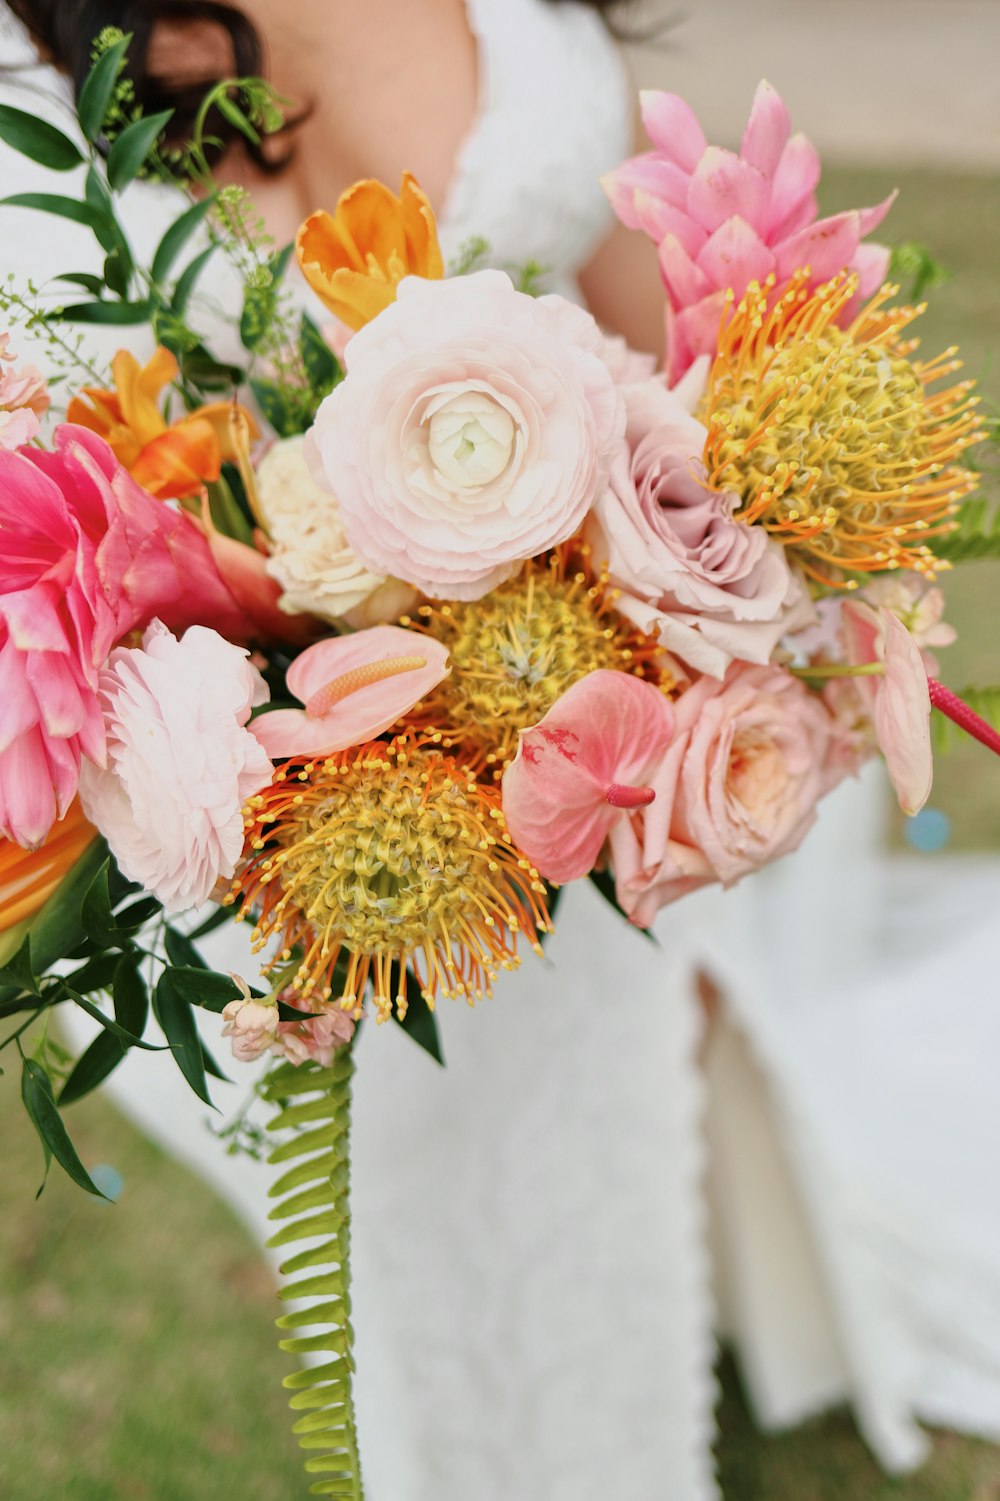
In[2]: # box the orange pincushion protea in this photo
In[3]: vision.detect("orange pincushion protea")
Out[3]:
[296,174,444,331]
[0,800,97,935]
[68,347,258,501]
[230,737,550,1020]
[702,271,985,586]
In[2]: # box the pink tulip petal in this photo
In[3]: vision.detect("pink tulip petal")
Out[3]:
[254,625,450,760]
[502,669,675,885]
[696,218,777,300]
[639,90,708,171]
[776,209,863,284]
[687,147,770,236]
[658,234,714,308]
[740,80,791,180]
[767,132,821,237]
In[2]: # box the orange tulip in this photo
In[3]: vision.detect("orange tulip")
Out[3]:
[0,800,97,937]
[296,173,444,331]
[68,347,259,502]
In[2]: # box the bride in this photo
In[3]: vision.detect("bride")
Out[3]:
[3,2,1000,1497]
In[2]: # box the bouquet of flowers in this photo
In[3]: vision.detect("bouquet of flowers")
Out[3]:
[1,39,998,1495]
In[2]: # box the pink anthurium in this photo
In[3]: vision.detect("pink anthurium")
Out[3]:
[501,669,676,884]
[842,600,932,816]
[250,625,450,759]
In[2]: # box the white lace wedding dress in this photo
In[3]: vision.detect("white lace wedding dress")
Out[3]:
[4,2,1000,1497]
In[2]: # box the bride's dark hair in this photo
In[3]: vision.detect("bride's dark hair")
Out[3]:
[4,0,632,169]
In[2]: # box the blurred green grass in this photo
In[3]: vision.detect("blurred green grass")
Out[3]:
[823,166,1000,849]
[1,167,999,1501]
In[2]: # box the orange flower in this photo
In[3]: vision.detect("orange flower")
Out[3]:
[68,347,258,501]
[0,800,97,937]
[296,173,444,331]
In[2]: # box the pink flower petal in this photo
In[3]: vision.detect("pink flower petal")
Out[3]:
[632,196,707,257]
[668,294,729,384]
[639,90,708,171]
[740,80,791,180]
[602,154,689,228]
[687,147,770,236]
[858,190,897,238]
[851,241,892,299]
[767,132,821,237]
[776,209,864,284]
[252,625,450,759]
[695,217,777,299]
[876,609,932,816]
[658,234,714,308]
[501,669,675,885]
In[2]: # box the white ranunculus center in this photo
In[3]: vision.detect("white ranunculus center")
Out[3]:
[426,391,516,489]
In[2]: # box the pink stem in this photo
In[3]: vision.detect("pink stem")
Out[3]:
[605,783,656,810]
[928,678,1000,757]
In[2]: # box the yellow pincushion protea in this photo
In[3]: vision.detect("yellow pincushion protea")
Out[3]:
[401,546,670,778]
[702,271,985,586]
[230,738,550,1020]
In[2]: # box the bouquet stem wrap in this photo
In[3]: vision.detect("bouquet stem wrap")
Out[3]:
[264,1049,365,1499]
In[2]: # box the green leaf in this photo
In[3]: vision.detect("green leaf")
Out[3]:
[216,94,261,147]
[63,953,120,994]
[106,109,173,192]
[55,299,153,326]
[394,972,444,1065]
[114,895,161,931]
[166,966,243,1012]
[0,191,116,240]
[205,473,254,546]
[151,193,216,286]
[81,860,121,946]
[0,935,40,998]
[113,954,149,1038]
[164,927,209,971]
[58,1030,126,1106]
[154,972,215,1106]
[76,32,130,143]
[55,272,106,295]
[21,1055,109,1198]
[179,344,244,394]
[201,1039,232,1084]
[0,103,84,171]
[0,841,107,1002]
[300,311,341,393]
[240,280,275,352]
[250,376,308,439]
[171,245,217,315]
[934,495,1000,564]
[103,247,130,297]
[64,989,164,1050]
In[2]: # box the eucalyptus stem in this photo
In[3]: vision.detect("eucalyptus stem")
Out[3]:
[263,1048,365,1499]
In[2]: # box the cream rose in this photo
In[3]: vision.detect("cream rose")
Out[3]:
[309,271,624,601]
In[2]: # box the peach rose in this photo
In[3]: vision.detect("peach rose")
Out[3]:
[309,271,624,600]
[612,663,842,926]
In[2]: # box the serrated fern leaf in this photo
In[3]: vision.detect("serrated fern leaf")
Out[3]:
[263,1051,364,1499]
[931,684,1000,753]
[934,495,1000,564]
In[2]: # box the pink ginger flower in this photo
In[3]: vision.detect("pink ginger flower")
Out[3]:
[0,425,263,848]
[251,625,450,760]
[604,82,895,382]
[0,334,50,449]
[501,669,676,885]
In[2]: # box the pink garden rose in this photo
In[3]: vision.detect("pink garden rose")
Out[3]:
[0,333,49,449]
[78,621,273,911]
[0,426,272,848]
[221,980,280,1063]
[604,82,894,382]
[309,270,624,600]
[501,670,675,884]
[612,663,843,927]
[841,601,932,816]
[589,379,804,676]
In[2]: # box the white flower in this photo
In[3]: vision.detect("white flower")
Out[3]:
[257,435,409,625]
[78,621,273,912]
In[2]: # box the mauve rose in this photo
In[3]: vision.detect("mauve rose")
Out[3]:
[612,663,843,926]
[589,380,807,677]
[309,270,624,601]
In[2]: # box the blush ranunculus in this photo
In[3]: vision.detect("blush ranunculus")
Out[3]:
[250,625,451,760]
[603,82,894,382]
[77,621,273,911]
[309,270,625,601]
[588,378,805,676]
[501,669,676,884]
[612,663,842,926]
[841,600,932,816]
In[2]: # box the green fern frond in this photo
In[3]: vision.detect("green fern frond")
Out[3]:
[263,1050,365,1499]
[932,685,1000,752]
[934,495,1000,564]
